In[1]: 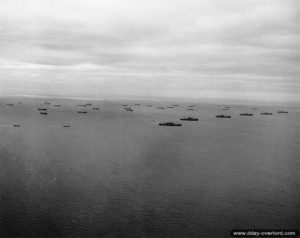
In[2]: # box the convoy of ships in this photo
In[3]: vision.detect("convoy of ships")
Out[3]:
[0,100,291,128]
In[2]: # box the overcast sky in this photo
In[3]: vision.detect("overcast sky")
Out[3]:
[0,0,299,101]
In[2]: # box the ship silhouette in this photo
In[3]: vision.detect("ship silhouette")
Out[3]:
[278,110,288,113]
[240,113,253,116]
[180,117,199,121]
[215,115,231,118]
[159,121,182,126]
[260,112,272,115]
[78,111,87,113]
[40,112,48,115]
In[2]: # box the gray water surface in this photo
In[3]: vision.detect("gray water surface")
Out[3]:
[1,99,299,237]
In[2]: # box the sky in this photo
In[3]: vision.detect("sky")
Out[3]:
[0,0,299,101]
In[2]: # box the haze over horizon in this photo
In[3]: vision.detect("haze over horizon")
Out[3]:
[0,0,299,102]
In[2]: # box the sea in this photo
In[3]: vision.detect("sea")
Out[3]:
[0,97,299,237]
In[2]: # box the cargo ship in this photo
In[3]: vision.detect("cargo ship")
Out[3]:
[158,121,182,126]
[215,115,231,118]
[278,110,288,114]
[180,117,199,121]
[260,112,272,115]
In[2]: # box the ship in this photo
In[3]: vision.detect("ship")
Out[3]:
[186,108,194,111]
[158,121,182,126]
[239,113,253,116]
[126,109,134,112]
[78,111,87,113]
[180,117,199,121]
[92,108,100,110]
[63,125,71,127]
[278,110,288,114]
[38,108,47,111]
[157,107,165,109]
[215,115,231,118]
[260,112,272,115]
[40,112,48,115]
[13,125,20,127]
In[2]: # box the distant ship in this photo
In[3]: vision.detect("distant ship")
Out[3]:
[54,105,61,107]
[92,108,100,110]
[122,104,128,106]
[278,110,288,114]
[186,108,194,111]
[157,107,165,109]
[240,113,253,116]
[126,109,134,112]
[13,125,20,127]
[40,112,48,115]
[78,111,87,113]
[215,115,231,118]
[180,117,199,121]
[260,112,272,115]
[38,108,47,111]
[172,104,179,107]
[63,125,71,127]
[44,102,51,105]
[158,121,182,126]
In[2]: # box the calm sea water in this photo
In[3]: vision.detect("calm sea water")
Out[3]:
[0,99,299,237]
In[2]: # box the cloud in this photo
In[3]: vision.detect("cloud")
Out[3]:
[0,0,299,101]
